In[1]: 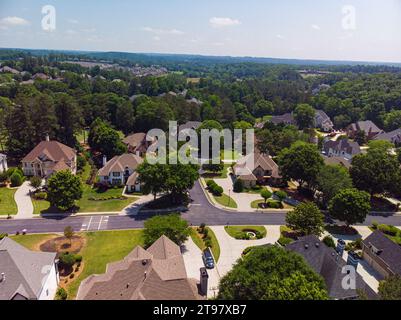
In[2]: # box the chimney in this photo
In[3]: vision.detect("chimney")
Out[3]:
[45,134,50,142]
[336,239,346,257]
[102,155,107,167]
[199,267,208,296]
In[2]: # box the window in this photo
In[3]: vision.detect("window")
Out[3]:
[112,172,120,177]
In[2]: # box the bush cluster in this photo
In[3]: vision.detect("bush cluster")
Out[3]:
[378,224,400,237]
[265,199,283,209]
[88,195,127,201]
[233,179,244,193]
[322,236,336,249]
[33,192,47,200]
[206,180,223,196]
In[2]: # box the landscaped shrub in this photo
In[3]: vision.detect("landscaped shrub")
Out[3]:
[0,233,8,240]
[29,176,42,190]
[323,236,336,249]
[59,253,78,267]
[278,236,293,246]
[206,180,216,188]
[233,179,244,193]
[0,172,8,183]
[10,171,23,187]
[242,247,255,256]
[274,190,288,201]
[210,184,223,196]
[33,192,47,200]
[378,224,399,237]
[266,200,283,209]
[371,220,379,230]
[345,238,363,251]
[55,288,68,300]
[204,239,212,248]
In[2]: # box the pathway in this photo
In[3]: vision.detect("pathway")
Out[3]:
[14,181,34,219]
[210,225,280,278]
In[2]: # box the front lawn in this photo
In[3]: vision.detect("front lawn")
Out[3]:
[12,230,144,300]
[190,227,220,262]
[225,226,267,240]
[214,193,238,209]
[32,186,138,214]
[0,187,17,215]
[202,164,231,179]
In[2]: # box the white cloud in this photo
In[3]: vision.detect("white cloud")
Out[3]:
[153,36,161,41]
[0,16,30,28]
[276,34,285,40]
[311,24,321,30]
[209,17,241,28]
[65,29,77,35]
[142,27,184,35]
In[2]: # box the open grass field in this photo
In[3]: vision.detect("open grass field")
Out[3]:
[0,187,17,215]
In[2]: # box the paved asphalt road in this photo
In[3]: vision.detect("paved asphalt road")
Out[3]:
[0,181,400,234]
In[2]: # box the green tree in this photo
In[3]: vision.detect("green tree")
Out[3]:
[252,100,274,118]
[134,100,174,132]
[379,275,401,300]
[261,189,272,204]
[316,165,353,206]
[383,110,401,132]
[137,162,167,200]
[47,170,83,211]
[88,118,127,159]
[143,214,190,247]
[294,104,316,129]
[64,226,74,245]
[278,141,324,189]
[217,246,328,300]
[328,188,371,226]
[10,171,23,187]
[286,202,325,236]
[233,179,244,193]
[354,130,366,146]
[29,176,42,190]
[350,147,401,195]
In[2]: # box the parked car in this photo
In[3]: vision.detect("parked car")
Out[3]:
[202,248,215,269]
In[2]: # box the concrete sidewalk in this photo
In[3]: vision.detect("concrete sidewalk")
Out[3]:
[14,181,35,219]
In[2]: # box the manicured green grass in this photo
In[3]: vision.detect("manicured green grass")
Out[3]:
[11,234,58,250]
[189,227,220,262]
[67,230,144,299]
[206,227,220,262]
[0,187,17,215]
[220,150,241,162]
[32,186,138,214]
[225,226,267,239]
[202,164,231,179]
[190,227,206,251]
[251,199,264,209]
[214,193,238,209]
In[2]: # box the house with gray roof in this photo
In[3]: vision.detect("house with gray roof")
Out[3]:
[0,237,59,300]
[98,154,143,193]
[323,138,361,160]
[0,153,7,173]
[362,231,401,278]
[347,120,383,141]
[287,235,377,300]
[270,113,296,126]
[315,110,334,132]
[373,128,401,146]
[77,235,207,300]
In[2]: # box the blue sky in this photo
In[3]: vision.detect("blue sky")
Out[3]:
[0,0,400,62]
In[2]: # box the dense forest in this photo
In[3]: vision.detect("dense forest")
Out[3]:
[1,49,401,164]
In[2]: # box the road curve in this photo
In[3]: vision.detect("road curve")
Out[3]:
[0,181,400,234]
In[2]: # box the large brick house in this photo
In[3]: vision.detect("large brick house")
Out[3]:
[21,136,77,178]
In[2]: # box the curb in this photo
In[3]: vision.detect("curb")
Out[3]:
[199,178,237,213]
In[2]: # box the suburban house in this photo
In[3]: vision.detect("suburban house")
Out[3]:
[32,73,50,80]
[21,136,77,178]
[270,113,296,126]
[0,66,20,74]
[322,138,361,160]
[233,152,282,188]
[315,110,334,132]
[361,231,401,278]
[287,235,377,300]
[123,133,152,157]
[347,120,383,140]
[373,128,401,146]
[0,153,8,173]
[98,154,143,192]
[76,235,207,300]
[0,237,59,300]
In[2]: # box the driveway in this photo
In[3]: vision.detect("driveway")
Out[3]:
[14,181,35,219]
[213,174,266,211]
[182,237,221,299]
[210,225,281,278]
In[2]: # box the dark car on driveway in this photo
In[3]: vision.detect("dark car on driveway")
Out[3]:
[202,248,215,269]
